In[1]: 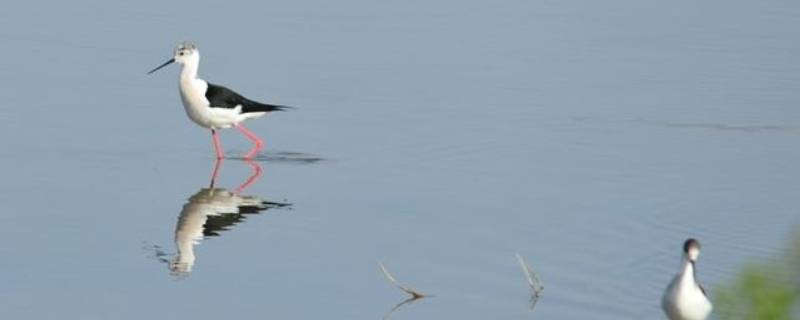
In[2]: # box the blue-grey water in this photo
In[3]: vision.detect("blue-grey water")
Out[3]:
[1,0,798,319]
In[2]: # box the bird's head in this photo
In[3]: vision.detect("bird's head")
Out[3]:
[147,41,200,75]
[173,42,199,65]
[683,238,701,262]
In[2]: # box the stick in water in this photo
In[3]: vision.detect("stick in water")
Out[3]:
[379,262,427,299]
[515,253,544,309]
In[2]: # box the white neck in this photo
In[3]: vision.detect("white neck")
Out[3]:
[679,257,696,285]
[179,51,201,81]
[181,60,199,81]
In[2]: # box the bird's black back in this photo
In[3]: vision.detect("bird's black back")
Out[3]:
[205,82,292,113]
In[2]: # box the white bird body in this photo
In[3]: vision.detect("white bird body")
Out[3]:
[177,55,265,130]
[662,239,712,320]
[149,42,291,159]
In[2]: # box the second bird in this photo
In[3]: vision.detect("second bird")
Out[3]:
[662,238,713,320]
[148,42,291,160]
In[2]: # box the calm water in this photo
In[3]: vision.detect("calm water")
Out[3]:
[1,0,799,319]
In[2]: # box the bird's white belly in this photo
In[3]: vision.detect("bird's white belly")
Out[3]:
[662,280,713,320]
[179,79,242,130]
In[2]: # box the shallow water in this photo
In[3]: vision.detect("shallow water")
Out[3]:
[1,0,799,319]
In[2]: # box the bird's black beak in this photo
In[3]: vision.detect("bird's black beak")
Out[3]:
[147,58,175,75]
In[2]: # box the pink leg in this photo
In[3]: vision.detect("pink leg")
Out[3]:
[235,160,263,194]
[209,158,223,188]
[211,130,225,159]
[234,124,264,160]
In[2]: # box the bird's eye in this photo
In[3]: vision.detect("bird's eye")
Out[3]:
[179,52,184,56]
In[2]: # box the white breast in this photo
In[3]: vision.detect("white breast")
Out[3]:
[178,78,248,130]
[178,78,215,128]
[662,270,713,320]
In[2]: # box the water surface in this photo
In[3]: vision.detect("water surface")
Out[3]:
[0,0,799,319]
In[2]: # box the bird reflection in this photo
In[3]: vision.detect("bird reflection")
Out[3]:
[166,159,290,277]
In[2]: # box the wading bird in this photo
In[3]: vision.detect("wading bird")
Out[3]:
[148,42,291,159]
[662,238,713,320]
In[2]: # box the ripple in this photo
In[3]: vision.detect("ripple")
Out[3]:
[227,150,327,164]
[644,120,799,133]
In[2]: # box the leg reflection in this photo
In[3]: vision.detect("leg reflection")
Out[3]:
[209,158,223,188]
[235,160,263,194]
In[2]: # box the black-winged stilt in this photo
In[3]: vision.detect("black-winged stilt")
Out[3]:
[662,238,713,320]
[148,42,291,159]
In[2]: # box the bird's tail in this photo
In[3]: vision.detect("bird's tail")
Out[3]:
[243,101,294,113]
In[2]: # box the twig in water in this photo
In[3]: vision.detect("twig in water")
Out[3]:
[516,253,544,309]
[379,262,427,299]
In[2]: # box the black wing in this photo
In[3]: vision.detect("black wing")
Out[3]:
[205,82,292,113]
